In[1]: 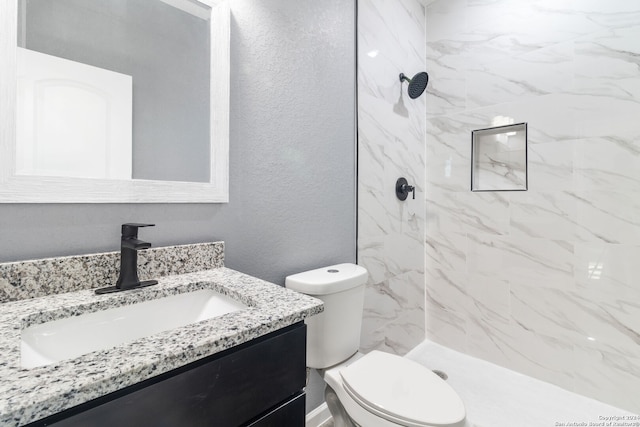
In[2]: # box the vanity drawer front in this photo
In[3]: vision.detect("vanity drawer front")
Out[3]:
[30,323,306,427]
[247,392,305,427]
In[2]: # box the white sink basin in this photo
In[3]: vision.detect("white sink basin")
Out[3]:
[21,289,247,368]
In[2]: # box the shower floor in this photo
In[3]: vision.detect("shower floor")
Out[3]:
[406,340,638,427]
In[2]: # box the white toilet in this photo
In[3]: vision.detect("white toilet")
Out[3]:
[286,263,466,427]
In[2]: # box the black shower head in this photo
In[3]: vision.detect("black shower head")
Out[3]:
[399,71,429,99]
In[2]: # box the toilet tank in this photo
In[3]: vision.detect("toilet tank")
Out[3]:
[285,263,368,369]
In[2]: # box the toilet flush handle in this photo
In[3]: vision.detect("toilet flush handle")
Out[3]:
[395,177,415,201]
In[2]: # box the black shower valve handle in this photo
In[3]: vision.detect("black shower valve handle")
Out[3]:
[395,177,415,201]
[406,184,416,200]
[402,183,416,200]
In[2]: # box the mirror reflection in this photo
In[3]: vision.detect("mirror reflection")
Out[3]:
[17,0,211,183]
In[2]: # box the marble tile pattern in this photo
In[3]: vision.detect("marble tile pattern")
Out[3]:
[0,242,224,303]
[0,267,323,426]
[357,0,427,355]
[424,0,640,413]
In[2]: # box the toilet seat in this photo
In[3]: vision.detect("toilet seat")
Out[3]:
[339,351,466,427]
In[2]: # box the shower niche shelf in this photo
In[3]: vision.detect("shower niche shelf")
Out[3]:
[471,122,528,192]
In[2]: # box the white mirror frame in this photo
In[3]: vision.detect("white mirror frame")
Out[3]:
[0,0,229,203]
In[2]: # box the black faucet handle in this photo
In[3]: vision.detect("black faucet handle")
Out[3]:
[121,223,155,238]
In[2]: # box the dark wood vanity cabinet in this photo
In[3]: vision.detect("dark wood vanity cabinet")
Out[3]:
[27,323,307,427]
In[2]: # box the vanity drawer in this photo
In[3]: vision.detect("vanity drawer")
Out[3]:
[247,392,305,427]
[29,323,306,427]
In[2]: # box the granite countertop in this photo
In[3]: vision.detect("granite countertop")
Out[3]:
[0,268,323,427]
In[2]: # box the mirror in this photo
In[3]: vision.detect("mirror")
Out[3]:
[0,0,229,202]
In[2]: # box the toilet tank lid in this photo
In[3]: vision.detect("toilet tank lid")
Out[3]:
[285,263,368,295]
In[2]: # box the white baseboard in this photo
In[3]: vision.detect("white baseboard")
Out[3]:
[306,402,331,427]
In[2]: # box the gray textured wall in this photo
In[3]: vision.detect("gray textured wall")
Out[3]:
[4,0,355,413]
[20,0,211,183]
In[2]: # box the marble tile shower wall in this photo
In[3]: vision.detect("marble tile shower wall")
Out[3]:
[423,0,640,413]
[357,0,427,355]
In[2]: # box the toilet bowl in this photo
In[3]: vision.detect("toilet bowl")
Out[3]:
[285,263,466,427]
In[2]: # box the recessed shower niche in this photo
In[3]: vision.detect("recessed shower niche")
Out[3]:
[471,122,528,192]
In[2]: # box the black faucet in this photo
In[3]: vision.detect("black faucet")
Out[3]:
[95,223,159,295]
